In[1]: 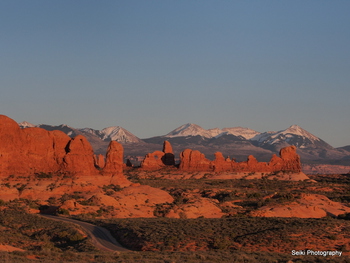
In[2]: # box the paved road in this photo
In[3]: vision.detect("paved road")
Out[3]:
[41,214,130,252]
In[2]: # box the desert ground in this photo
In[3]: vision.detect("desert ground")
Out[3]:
[1,170,350,262]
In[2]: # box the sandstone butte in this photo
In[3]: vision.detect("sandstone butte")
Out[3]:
[0,115,125,182]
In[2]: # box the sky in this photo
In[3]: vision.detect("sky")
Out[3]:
[1,1,349,147]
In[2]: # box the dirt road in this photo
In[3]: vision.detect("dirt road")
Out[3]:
[41,214,130,252]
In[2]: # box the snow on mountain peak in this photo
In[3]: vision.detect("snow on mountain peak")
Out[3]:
[165,123,261,140]
[282,125,320,142]
[99,126,141,143]
[222,127,260,140]
[165,123,213,138]
[18,121,35,128]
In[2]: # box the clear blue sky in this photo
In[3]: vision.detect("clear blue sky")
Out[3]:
[1,1,349,147]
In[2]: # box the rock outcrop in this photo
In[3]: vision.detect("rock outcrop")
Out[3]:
[103,141,124,175]
[62,135,96,175]
[139,139,302,175]
[250,193,350,218]
[0,115,124,180]
[103,140,130,186]
[140,151,166,170]
[140,141,175,169]
[179,149,211,171]
[179,145,302,174]
[162,140,175,166]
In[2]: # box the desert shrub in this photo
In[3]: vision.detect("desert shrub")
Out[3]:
[57,208,70,215]
[246,192,261,199]
[84,216,350,255]
[35,172,53,179]
[79,200,93,206]
[47,197,58,205]
[47,182,57,191]
[214,190,237,203]
[102,184,122,193]
[16,183,27,194]
[337,212,350,220]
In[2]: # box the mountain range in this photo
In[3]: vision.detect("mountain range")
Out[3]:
[18,121,350,166]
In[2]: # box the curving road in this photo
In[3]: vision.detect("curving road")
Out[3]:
[41,214,130,252]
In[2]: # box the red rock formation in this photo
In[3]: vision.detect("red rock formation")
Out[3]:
[62,135,96,175]
[279,145,302,172]
[162,140,175,166]
[0,115,125,179]
[103,141,124,175]
[140,151,165,170]
[179,149,211,171]
[0,115,71,176]
[163,140,173,154]
[211,152,232,172]
[21,127,71,174]
[179,145,302,174]
[140,141,176,169]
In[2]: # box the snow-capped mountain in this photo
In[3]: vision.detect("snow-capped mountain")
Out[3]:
[222,127,260,140]
[251,125,332,150]
[18,121,36,128]
[20,122,141,144]
[99,126,141,143]
[165,123,215,138]
[79,126,141,143]
[165,123,260,140]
